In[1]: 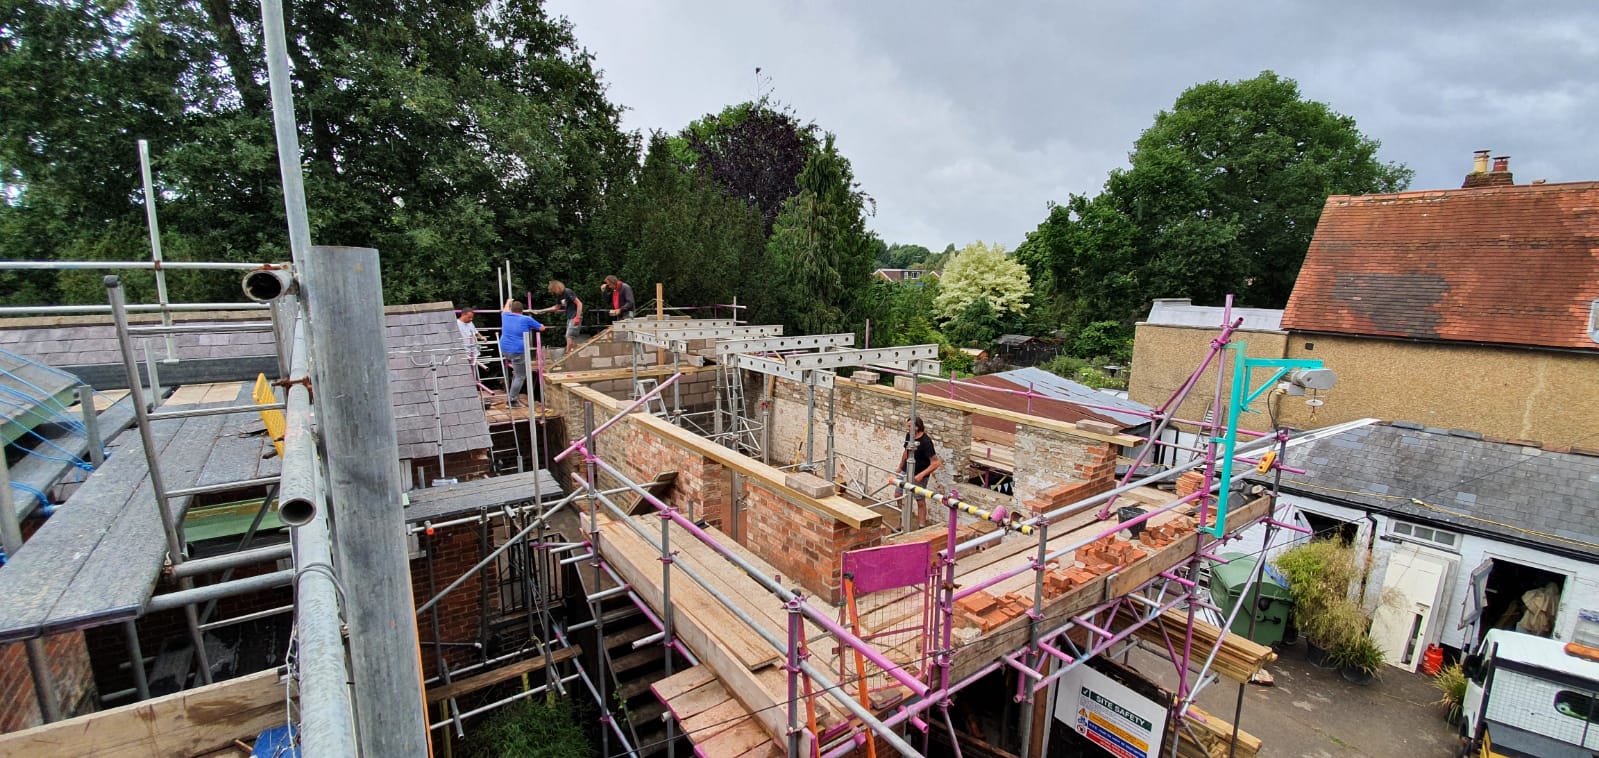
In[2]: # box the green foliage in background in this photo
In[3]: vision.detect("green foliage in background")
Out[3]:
[934,241,1030,321]
[1016,71,1411,329]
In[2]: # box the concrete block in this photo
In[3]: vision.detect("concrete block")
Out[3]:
[852,370,881,384]
[893,375,915,392]
[785,472,837,498]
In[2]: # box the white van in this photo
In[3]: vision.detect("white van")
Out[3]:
[1460,629,1599,757]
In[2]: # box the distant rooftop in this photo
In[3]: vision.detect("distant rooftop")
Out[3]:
[1142,299,1284,331]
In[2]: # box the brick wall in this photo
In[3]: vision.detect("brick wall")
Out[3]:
[410,448,492,485]
[769,379,972,496]
[741,484,888,604]
[1011,425,1117,518]
[412,521,494,679]
[0,632,96,732]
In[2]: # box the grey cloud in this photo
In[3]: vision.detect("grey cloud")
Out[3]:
[551,0,1599,249]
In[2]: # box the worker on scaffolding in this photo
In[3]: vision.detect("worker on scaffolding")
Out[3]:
[600,275,634,321]
[897,416,944,527]
[456,307,487,368]
[534,280,583,347]
[499,299,544,408]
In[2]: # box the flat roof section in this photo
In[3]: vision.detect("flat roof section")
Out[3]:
[403,469,563,525]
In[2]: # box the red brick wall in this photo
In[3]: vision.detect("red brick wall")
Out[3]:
[411,521,493,680]
[741,484,888,604]
[0,632,96,732]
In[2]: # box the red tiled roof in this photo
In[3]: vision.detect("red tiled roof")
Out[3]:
[1284,181,1599,351]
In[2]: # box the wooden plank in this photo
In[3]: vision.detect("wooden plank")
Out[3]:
[735,742,784,758]
[661,680,732,722]
[0,668,284,758]
[547,363,712,385]
[426,646,580,702]
[597,520,810,747]
[694,719,771,758]
[601,521,779,671]
[852,381,1142,447]
[680,697,751,740]
[651,666,717,702]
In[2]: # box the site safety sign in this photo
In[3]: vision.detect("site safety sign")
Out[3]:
[1054,665,1167,758]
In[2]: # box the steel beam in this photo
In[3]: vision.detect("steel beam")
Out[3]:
[615,325,782,343]
[726,354,834,387]
[615,318,737,329]
[782,344,938,370]
[715,333,855,355]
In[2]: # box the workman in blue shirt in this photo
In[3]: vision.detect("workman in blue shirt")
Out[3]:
[499,299,544,408]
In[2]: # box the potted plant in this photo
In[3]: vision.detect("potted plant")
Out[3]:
[1273,539,1360,664]
[1433,662,1468,725]
[1304,597,1366,670]
[1332,630,1385,685]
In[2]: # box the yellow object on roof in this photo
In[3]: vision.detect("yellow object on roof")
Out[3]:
[253,373,285,457]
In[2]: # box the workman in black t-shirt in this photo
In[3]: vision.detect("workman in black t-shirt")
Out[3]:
[535,280,584,347]
[896,416,943,527]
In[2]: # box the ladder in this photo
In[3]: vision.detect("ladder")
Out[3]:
[634,379,669,417]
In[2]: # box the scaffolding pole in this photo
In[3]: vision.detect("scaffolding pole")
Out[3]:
[302,245,428,754]
[0,452,62,723]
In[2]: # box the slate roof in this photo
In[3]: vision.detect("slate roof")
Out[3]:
[1284,181,1599,351]
[1257,422,1599,560]
[0,303,489,461]
[1143,298,1284,332]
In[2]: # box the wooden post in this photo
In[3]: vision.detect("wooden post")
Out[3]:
[302,245,428,755]
[655,282,664,367]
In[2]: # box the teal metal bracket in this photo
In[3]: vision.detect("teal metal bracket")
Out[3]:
[1207,343,1328,537]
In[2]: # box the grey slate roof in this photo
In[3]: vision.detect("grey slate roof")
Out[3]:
[0,303,490,461]
[1256,422,1599,560]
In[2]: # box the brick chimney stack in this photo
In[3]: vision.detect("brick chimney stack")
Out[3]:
[1463,150,1515,189]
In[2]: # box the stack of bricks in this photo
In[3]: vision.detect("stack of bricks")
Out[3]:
[1075,534,1147,572]
[1043,566,1099,598]
[1176,470,1209,503]
[1138,514,1200,548]
[954,590,1035,633]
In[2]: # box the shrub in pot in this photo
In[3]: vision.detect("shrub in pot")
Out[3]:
[1273,539,1360,661]
[1433,662,1467,724]
[1333,632,1385,685]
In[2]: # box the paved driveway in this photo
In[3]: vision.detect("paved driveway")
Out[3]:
[1124,642,1458,758]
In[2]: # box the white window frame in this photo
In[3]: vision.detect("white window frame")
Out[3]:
[1389,519,1460,550]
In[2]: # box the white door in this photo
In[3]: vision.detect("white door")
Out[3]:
[1371,543,1458,671]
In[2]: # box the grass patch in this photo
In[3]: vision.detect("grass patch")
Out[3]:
[465,694,592,758]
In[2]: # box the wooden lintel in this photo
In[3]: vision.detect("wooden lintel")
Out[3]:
[0,668,285,758]
[546,363,713,386]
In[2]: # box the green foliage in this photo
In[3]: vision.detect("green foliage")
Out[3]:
[586,134,766,311]
[1433,663,1467,721]
[1274,540,1365,649]
[466,695,590,758]
[765,134,877,335]
[1070,320,1133,365]
[876,242,932,270]
[1329,625,1386,676]
[667,100,819,230]
[942,297,1001,348]
[862,278,941,348]
[934,241,1030,321]
[1,0,637,306]
[1019,71,1412,328]
[1040,355,1123,390]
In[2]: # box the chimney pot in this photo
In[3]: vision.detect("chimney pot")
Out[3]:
[1492,155,1510,173]
[1473,150,1491,174]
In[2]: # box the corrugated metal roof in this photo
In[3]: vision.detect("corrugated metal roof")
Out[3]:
[992,367,1151,427]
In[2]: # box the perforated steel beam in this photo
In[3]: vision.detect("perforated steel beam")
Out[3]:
[615,318,738,329]
[715,333,855,355]
[726,354,834,387]
[782,344,938,371]
[615,325,782,344]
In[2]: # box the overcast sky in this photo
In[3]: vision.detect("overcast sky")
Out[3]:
[547,1,1599,251]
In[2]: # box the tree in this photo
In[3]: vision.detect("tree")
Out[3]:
[934,241,1031,321]
[766,134,877,335]
[670,101,819,230]
[586,134,765,309]
[943,297,1001,348]
[1019,71,1411,327]
[875,242,931,270]
[1,0,637,306]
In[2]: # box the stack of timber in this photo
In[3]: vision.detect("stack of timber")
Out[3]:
[1170,704,1262,758]
[1127,608,1277,684]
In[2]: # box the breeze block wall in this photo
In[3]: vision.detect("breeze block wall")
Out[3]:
[0,632,96,732]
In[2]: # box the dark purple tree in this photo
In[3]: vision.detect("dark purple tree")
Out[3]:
[672,101,820,229]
